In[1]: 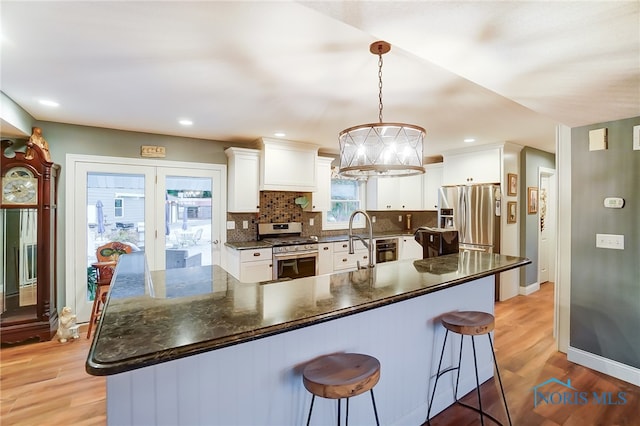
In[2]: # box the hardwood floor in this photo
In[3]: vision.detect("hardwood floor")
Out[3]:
[1,282,638,425]
[426,282,639,426]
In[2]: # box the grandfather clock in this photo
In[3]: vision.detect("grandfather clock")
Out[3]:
[1,128,59,344]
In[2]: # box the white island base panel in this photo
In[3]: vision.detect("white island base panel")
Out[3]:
[107,277,495,425]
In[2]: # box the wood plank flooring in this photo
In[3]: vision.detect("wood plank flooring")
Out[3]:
[1,282,638,425]
[425,282,639,426]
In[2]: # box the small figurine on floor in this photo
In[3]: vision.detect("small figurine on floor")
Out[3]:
[56,306,78,343]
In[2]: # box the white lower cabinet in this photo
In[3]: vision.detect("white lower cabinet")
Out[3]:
[227,247,273,283]
[333,240,371,272]
[399,236,423,260]
[318,242,333,275]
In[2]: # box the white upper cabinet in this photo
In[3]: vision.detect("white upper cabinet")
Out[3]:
[225,147,260,212]
[366,173,424,210]
[258,138,318,192]
[423,163,443,210]
[442,147,501,185]
[305,156,333,212]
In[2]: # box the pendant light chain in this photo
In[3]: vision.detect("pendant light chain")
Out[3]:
[378,52,384,123]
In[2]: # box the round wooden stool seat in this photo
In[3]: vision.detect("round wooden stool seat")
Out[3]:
[427,310,511,425]
[303,353,381,400]
[441,311,495,336]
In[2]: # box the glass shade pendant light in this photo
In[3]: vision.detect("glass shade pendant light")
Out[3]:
[339,41,425,178]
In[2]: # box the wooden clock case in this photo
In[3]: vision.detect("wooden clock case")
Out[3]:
[1,132,60,344]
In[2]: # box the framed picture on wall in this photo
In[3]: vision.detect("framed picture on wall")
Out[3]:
[527,187,538,214]
[507,201,517,223]
[507,173,517,196]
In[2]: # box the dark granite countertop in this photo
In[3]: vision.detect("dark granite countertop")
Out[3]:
[224,240,273,250]
[226,231,419,249]
[86,251,529,376]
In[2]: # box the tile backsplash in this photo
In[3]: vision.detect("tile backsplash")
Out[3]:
[226,191,437,242]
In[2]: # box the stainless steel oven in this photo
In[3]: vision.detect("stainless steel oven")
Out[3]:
[375,238,398,263]
[272,245,318,280]
[258,222,319,281]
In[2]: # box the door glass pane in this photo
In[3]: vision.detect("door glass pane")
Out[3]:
[86,172,145,301]
[165,176,212,269]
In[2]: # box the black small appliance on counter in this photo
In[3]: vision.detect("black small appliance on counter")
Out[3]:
[414,227,459,258]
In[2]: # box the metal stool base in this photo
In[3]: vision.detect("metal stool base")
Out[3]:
[426,329,512,426]
[306,389,379,426]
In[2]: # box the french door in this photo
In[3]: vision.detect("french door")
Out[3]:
[66,155,225,322]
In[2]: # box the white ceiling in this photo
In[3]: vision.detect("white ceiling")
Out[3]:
[1,1,638,157]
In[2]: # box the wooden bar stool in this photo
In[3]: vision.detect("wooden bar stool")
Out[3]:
[426,311,511,426]
[303,353,381,426]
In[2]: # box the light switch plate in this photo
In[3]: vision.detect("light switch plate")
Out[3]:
[596,233,624,250]
[242,220,249,229]
[633,125,640,150]
[226,220,236,230]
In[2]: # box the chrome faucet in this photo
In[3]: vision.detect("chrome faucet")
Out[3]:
[348,209,375,269]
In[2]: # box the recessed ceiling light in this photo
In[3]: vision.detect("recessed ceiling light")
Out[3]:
[179,119,193,126]
[39,99,59,107]
[274,132,286,137]
[464,138,476,143]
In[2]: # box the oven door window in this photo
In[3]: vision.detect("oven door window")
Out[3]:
[276,255,317,280]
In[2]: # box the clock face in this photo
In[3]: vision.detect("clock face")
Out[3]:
[2,175,38,205]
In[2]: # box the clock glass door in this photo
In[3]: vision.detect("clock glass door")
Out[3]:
[1,208,38,319]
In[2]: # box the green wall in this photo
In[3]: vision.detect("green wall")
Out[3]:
[519,147,555,287]
[570,116,640,368]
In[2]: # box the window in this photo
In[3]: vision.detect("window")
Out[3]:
[323,178,365,230]
[114,198,124,218]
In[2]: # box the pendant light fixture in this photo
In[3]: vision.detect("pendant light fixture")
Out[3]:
[339,41,425,178]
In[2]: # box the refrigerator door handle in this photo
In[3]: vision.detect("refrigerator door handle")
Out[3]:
[458,187,466,241]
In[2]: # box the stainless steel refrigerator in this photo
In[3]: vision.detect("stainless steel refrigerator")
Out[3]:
[438,184,501,253]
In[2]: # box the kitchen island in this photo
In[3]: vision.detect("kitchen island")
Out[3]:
[87,251,529,425]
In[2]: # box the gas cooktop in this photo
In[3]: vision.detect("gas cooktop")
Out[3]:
[263,237,318,247]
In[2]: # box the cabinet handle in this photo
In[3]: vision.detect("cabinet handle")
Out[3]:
[323,247,329,251]
[363,255,368,259]
[342,244,348,248]
[342,258,348,262]
[253,252,261,257]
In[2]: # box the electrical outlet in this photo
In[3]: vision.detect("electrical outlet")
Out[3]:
[309,218,314,226]
[596,233,624,250]
[226,221,236,230]
[371,216,376,223]
[633,125,640,150]
[242,220,249,229]
[398,215,402,222]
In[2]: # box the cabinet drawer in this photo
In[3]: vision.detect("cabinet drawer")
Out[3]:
[333,251,370,271]
[240,248,272,263]
[333,240,367,253]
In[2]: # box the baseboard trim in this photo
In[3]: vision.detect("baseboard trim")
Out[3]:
[568,346,640,387]
[519,281,540,295]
